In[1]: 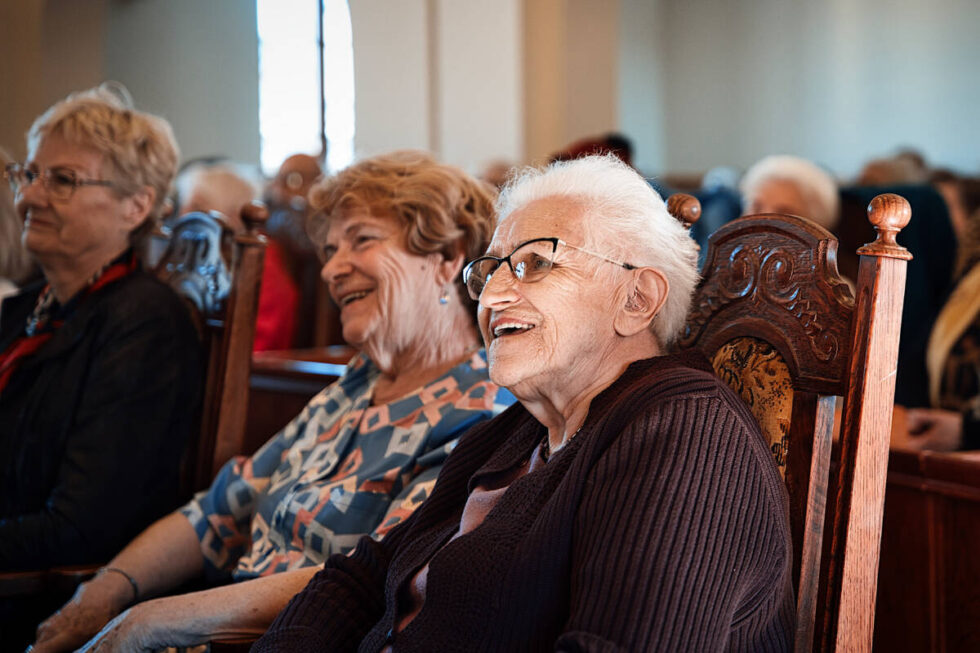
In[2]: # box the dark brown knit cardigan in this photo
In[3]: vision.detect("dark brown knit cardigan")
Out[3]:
[254,351,795,652]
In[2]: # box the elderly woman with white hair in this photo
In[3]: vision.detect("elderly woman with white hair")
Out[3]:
[741,154,840,231]
[255,155,795,652]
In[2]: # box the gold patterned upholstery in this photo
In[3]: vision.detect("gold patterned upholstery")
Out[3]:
[711,337,793,478]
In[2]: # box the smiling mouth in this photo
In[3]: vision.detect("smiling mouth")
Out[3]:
[340,290,372,306]
[493,322,535,338]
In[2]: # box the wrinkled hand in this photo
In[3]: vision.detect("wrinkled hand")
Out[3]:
[77,605,161,653]
[904,408,963,451]
[30,574,131,653]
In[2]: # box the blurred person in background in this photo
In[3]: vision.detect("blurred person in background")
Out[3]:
[901,173,980,451]
[740,154,840,232]
[177,162,299,351]
[0,147,37,312]
[264,153,340,347]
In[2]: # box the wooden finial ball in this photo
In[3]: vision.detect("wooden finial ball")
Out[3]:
[241,201,270,232]
[867,193,911,233]
[857,193,913,260]
[667,193,702,228]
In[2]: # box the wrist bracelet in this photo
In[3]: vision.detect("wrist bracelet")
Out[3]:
[102,566,140,603]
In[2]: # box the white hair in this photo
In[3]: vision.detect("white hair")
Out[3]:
[740,155,840,230]
[496,155,700,347]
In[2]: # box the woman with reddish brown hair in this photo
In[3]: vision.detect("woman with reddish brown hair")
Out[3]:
[31,151,513,652]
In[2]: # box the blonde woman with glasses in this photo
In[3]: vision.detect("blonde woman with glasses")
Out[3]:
[0,84,201,648]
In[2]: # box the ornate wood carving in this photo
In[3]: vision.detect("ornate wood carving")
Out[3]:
[669,193,912,653]
[679,214,854,395]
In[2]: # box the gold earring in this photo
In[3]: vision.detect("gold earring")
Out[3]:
[439,289,450,305]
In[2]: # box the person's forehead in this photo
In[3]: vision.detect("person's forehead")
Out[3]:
[756,177,806,201]
[29,134,104,173]
[324,208,393,240]
[491,196,588,252]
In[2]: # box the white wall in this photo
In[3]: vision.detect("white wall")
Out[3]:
[104,0,260,165]
[350,0,523,174]
[649,0,980,176]
[437,0,522,174]
[3,0,977,179]
[619,0,666,175]
[0,0,107,161]
[348,0,432,158]
[522,0,622,166]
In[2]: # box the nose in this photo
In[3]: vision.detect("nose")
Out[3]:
[478,262,520,310]
[15,175,50,216]
[320,245,352,285]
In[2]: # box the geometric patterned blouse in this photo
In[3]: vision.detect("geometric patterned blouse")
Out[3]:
[180,349,513,582]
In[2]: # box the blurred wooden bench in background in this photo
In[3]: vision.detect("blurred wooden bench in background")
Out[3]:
[874,448,980,652]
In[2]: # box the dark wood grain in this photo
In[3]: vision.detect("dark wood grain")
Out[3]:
[206,201,269,481]
[671,194,911,652]
[874,449,980,652]
[156,204,268,492]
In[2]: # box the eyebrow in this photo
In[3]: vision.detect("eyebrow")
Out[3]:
[324,219,385,247]
[486,236,555,256]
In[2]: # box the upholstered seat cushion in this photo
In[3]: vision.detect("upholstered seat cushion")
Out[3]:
[711,337,793,477]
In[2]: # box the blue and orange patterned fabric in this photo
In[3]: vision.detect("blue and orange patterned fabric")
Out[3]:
[180,349,513,582]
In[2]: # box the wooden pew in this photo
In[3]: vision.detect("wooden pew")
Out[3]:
[874,449,980,652]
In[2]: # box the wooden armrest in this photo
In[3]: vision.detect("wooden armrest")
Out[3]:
[0,564,100,599]
[211,637,258,652]
[0,569,48,598]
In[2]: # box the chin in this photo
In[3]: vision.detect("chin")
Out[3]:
[340,320,370,348]
[22,234,57,259]
[487,348,535,390]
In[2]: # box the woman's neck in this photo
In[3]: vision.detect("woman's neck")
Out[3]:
[40,247,128,303]
[517,337,661,455]
[369,308,481,406]
[520,363,626,455]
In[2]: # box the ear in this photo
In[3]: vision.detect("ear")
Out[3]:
[613,267,669,337]
[122,186,156,231]
[433,245,467,287]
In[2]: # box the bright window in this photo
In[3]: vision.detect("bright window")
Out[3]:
[257,0,355,175]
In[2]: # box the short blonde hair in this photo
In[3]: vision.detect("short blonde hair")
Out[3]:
[27,82,179,247]
[309,150,497,311]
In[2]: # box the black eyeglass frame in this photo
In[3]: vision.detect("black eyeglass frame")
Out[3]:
[4,163,120,202]
[462,236,635,300]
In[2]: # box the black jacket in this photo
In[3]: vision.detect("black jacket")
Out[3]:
[0,271,202,570]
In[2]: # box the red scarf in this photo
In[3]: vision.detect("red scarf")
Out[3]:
[0,254,138,394]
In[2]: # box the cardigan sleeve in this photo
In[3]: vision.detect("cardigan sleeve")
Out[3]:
[557,391,794,652]
[251,513,414,652]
